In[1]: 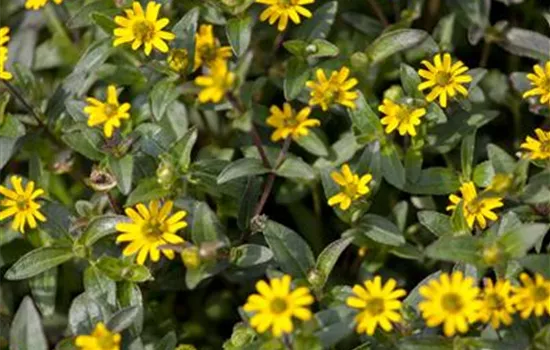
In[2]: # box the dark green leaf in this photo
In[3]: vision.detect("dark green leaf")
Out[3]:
[192,202,229,245]
[381,144,406,189]
[172,7,200,73]
[9,297,48,350]
[487,143,515,174]
[108,155,134,195]
[126,179,170,206]
[154,331,177,350]
[405,167,460,195]
[400,63,423,99]
[171,126,198,172]
[295,130,330,157]
[96,256,153,282]
[499,27,550,61]
[150,79,179,121]
[425,236,481,265]
[68,293,107,335]
[358,214,406,246]
[366,29,437,64]
[348,92,382,143]
[117,282,144,334]
[84,266,116,307]
[500,224,549,258]
[0,114,26,171]
[5,246,74,280]
[29,269,57,317]
[231,244,274,268]
[226,16,252,56]
[313,237,353,289]
[217,158,269,184]
[91,12,117,34]
[417,211,453,237]
[106,306,140,333]
[276,157,316,181]
[461,130,476,180]
[284,57,310,100]
[80,215,128,247]
[294,2,338,41]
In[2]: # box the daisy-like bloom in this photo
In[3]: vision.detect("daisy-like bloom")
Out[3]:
[446,181,503,230]
[115,200,187,265]
[0,176,46,233]
[243,275,314,337]
[419,271,481,337]
[346,276,407,335]
[25,0,62,10]
[520,128,550,160]
[378,99,426,137]
[113,1,175,56]
[195,61,236,104]
[523,62,550,104]
[327,164,372,211]
[0,47,12,81]
[84,85,131,138]
[75,322,121,350]
[167,48,189,73]
[266,103,320,142]
[194,24,232,71]
[512,273,550,319]
[256,0,314,32]
[306,67,359,111]
[418,53,472,108]
[477,279,515,329]
[0,27,9,47]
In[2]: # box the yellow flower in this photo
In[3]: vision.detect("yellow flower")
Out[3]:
[0,176,46,233]
[25,0,62,10]
[418,53,472,108]
[256,0,314,31]
[523,62,550,104]
[512,273,550,319]
[167,48,189,73]
[419,271,481,337]
[520,128,550,160]
[75,322,121,350]
[181,246,201,269]
[378,99,426,137]
[266,103,320,142]
[478,279,515,329]
[306,67,359,111]
[194,24,232,71]
[486,173,512,195]
[0,47,12,81]
[113,1,175,56]
[195,61,236,104]
[243,274,314,337]
[327,164,372,210]
[346,276,406,335]
[0,27,10,47]
[115,200,187,265]
[446,181,503,230]
[84,85,131,138]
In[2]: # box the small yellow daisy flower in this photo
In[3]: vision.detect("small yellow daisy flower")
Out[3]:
[194,24,232,71]
[520,128,550,160]
[523,62,550,104]
[256,0,314,32]
[419,271,481,337]
[306,66,359,111]
[0,176,46,233]
[0,47,12,81]
[346,276,406,335]
[0,27,10,47]
[446,181,503,230]
[195,61,236,104]
[75,322,121,350]
[478,279,515,329]
[113,1,175,56]
[115,200,187,265]
[167,48,189,73]
[327,164,372,211]
[418,53,472,108]
[512,273,550,319]
[266,103,320,142]
[378,99,426,137]
[25,0,62,10]
[243,274,314,337]
[84,85,131,138]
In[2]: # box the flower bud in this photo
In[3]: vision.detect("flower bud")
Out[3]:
[167,48,189,74]
[384,85,404,102]
[228,323,255,348]
[86,167,117,192]
[156,157,175,189]
[250,214,268,233]
[486,173,512,194]
[307,268,326,289]
[482,244,503,266]
[181,246,201,269]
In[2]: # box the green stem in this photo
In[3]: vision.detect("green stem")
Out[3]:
[367,0,389,27]
[480,40,492,68]
[2,80,44,126]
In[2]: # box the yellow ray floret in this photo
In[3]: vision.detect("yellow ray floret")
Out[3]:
[306,66,359,111]
[256,0,315,31]
[194,24,233,71]
[25,0,62,10]
[0,47,12,81]
[0,27,10,47]
[378,99,426,137]
[84,85,131,138]
[418,53,472,108]
[477,278,515,329]
[195,61,236,104]
[116,200,187,265]
[0,176,46,233]
[520,128,550,160]
[75,322,121,350]
[512,273,550,319]
[523,61,550,105]
[266,103,320,142]
[328,164,372,211]
[113,1,175,56]
[243,274,314,337]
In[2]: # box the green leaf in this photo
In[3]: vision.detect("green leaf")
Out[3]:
[231,244,274,268]
[80,215,128,247]
[313,237,353,289]
[126,179,170,206]
[108,155,134,195]
[295,130,330,157]
[62,128,104,161]
[400,63,423,99]
[500,223,549,258]
[263,220,315,279]
[226,16,252,56]
[425,236,481,265]
[404,270,442,310]
[284,57,310,100]
[84,266,117,307]
[519,254,550,278]
[91,12,117,34]
[405,167,460,195]
[192,202,229,245]
[418,211,453,237]
[348,92,383,143]
[150,79,179,121]
[499,27,550,61]
[487,143,515,174]
[172,7,200,73]
[341,13,383,39]
[171,126,198,171]
[381,144,406,189]
[294,2,338,41]
[29,268,57,317]
[366,29,437,64]
[5,246,74,280]
[9,297,48,350]
[68,293,107,335]
[461,131,476,180]
[307,39,340,59]
[217,158,269,184]
[358,214,406,246]
[276,157,316,181]
[284,40,307,57]
[155,332,178,350]
[405,148,422,183]
[106,306,140,333]
[473,161,495,187]
[117,282,144,334]
[0,114,26,171]
[96,257,153,283]
[314,306,355,348]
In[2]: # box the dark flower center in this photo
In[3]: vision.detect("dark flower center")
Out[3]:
[486,293,505,310]
[103,103,119,118]
[435,71,452,86]
[441,293,464,314]
[270,297,288,314]
[132,20,155,42]
[143,219,164,239]
[365,297,385,316]
[533,286,550,302]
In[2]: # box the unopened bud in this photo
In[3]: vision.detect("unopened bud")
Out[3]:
[486,173,512,194]
[229,323,255,347]
[167,49,189,74]
[307,268,326,289]
[181,246,201,269]
[199,241,225,261]
[482,244,503,266]
[358,246,368,257]
[250,214,268,233]
[305,44,317,54]
[384,85,404,102]
[86,167,117,192]
[156,157,175,189]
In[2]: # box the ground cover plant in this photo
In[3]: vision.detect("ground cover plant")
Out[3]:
[1,0,550,349]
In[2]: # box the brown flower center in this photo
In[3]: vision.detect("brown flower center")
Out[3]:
[435,71,452,86]
[441,293,464,314]
[132,20,155,42]
[532,286,550,302]
[143,219,165,239]
[15,196,30,211]
[540,140,550,154]
[270,297,288,314]
[103,103,119,118]
[365,297,385,316]
[485,293,505,310]
[465,199,484,215]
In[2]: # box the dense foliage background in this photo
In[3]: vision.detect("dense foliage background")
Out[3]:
[1,0,550,349]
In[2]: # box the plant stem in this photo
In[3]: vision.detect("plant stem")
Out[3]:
[1,80,44,127]
[367,0,389,27]
[480,40,492,68]
[106,191,122,214]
